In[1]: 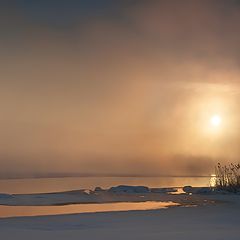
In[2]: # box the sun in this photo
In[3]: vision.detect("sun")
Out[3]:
[210,115,222,127]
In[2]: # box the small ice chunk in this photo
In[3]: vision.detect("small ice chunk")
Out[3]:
[151,188,177,193]
[183,186,212,194]
[108,185,150,194]
[94,187,105,192]
[0,193,13,199]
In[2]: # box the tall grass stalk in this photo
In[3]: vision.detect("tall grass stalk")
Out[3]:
[215,163,240,192]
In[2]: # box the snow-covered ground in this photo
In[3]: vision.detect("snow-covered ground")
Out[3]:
[0,186,240,239]
[0,195,239,240]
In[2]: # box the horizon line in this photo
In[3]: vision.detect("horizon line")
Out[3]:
[0,173,212,180]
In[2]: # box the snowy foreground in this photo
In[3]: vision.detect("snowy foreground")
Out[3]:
[0,186,240,240]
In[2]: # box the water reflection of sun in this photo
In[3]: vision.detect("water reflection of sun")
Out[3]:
[210,174,217,187]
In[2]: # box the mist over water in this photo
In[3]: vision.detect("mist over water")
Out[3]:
[1,1,240,178]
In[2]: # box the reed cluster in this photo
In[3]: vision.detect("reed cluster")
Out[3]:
[215,163,240,192]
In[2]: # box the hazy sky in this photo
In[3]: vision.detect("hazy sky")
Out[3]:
[1,0,240,178]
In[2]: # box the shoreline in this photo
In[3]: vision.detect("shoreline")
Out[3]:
[0,186,217,206]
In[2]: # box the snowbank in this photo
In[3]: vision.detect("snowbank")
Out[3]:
[183,186,212,194]
[108,185,150,193]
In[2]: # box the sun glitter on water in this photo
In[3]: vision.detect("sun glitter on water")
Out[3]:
[210,174,217,187]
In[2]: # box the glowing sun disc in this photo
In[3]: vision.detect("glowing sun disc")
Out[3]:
[210,115,221,127]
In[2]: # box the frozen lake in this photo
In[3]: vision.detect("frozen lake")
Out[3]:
[0,176,211,194]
